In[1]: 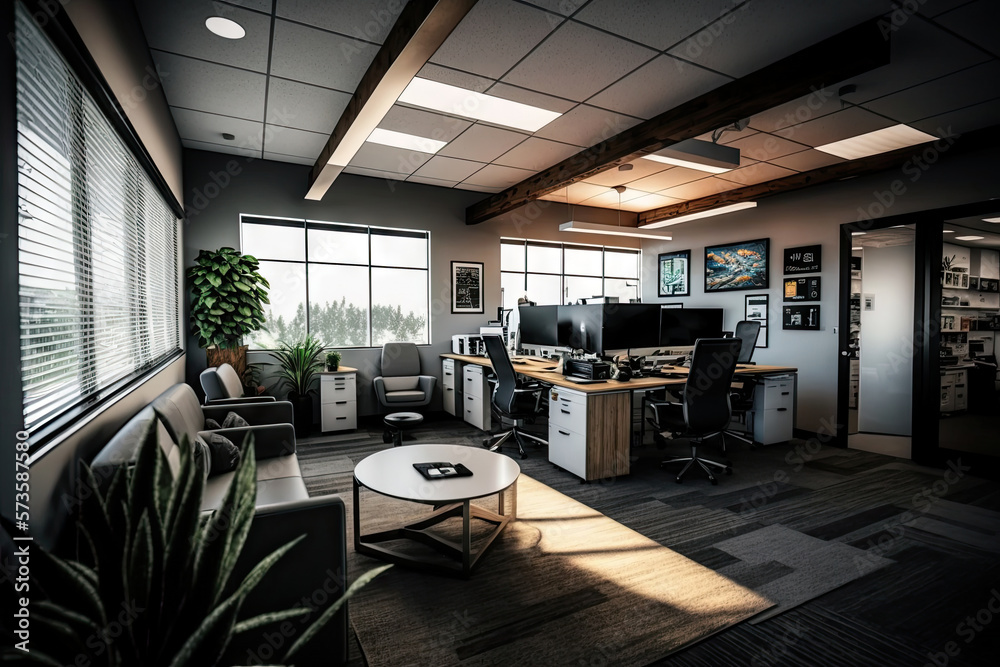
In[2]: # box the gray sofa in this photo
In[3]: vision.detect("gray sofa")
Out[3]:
[90,383,348,666]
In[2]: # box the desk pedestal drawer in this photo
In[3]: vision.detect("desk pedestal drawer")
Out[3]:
[464,394,491,431]
[321,401,357,432]
[753,407,792,445]
[443,385,456,416]
[548,425,586,479]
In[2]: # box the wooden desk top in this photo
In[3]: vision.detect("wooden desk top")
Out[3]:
[657,364,798,376]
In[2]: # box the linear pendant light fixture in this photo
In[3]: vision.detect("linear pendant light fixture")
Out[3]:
[641,138,741,173]
[560,186,673,240]
[641,201,757,229]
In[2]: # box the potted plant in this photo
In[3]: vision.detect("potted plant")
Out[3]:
[325,350,342,372]
[271,335,326,436]
[188,247,270,386]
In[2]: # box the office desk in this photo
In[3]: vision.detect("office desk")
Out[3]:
[441,354,797,480]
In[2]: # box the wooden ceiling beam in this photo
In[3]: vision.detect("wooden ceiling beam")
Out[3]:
[465,19,890,225]
[637,125,1000,226]
[305,0,477,201]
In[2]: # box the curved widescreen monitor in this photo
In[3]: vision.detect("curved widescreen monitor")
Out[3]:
[659,308,725,347]
[518,305,559,346]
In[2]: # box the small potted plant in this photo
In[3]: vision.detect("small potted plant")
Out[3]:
[270,335,326,436]
[325,350,342,372]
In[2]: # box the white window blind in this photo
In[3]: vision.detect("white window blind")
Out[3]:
[16,3,180,434]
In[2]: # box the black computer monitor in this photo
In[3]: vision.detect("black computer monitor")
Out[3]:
[659,308,725,347]
[517,305,559,346]
[558,304,604,354]
[602,303,661,352]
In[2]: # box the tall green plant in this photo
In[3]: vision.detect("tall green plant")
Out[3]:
[271,335,326,397]
[4,421,388,666]
[188,247,270,349]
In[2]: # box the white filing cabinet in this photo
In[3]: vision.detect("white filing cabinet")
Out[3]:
[751,375,794,445]
[940,368,968,413]
[442,358,457,416]
[548,387,588,480]
[462,364,492,431]
[320,368,357,432]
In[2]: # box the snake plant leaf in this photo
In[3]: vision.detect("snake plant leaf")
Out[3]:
[125,510,154,654]
[232,608,311,635]
[32,548,106,629]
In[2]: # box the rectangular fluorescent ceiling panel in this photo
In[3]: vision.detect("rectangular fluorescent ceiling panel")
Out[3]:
[983,217,1000,223]
[642,202,757,229]
[367,128,446,153]
[397,77,561,132]
[559,221,672,240]
[954,235,984,241]
[815,124,937,160]
[641,138,741,174]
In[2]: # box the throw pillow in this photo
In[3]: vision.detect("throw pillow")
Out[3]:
[204,417,221,430]
[207,433,241,474]
[191,435,212,481]
[222,411,250,429]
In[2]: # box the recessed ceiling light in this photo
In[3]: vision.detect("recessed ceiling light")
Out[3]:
[397,77,561,132]
[943,230,955,233]
[366,128,446,154]
[983,217,1000,223]
[852,247,863,251]
[641,202,757,229]
[954,235,984,241]
[205,16,245,39]
[815,124,937,160]
[851,231,866,236]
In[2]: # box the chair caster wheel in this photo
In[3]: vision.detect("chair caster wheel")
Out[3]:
[482,439,492,448]
[725,467,733,475]
[710,478,718,485]
[382,430,392,443]
[725,460,733,467]
[675,477,682,483]
[519,452,527,460]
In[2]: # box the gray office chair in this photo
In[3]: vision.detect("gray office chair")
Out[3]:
[200,363,275,405]
[650,337,741,484]
[481,334,547,459]
[373,342,436,410]
[724,320,762,447]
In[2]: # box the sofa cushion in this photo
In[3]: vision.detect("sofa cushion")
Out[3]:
[91,408,180,481]
[382,376,419,392]
[222,411,250,429]
[206,433,241,474]
[256,477,310,508]
[385,390,426,403]
[200,455,306,511]
[256,454,301,481]
[152,384,205,447]
[205,417,221,430]
[192,435,212,481]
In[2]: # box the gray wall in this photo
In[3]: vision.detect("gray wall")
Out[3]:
[639,146,999,436]
[182,149,640,418]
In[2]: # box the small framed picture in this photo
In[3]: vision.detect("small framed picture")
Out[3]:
[658,250,691,297]
[451,261,484,314]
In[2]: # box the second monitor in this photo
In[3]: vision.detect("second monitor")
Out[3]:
[659,307,725,347]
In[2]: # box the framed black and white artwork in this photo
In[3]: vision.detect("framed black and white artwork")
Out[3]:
[451,261,484,314]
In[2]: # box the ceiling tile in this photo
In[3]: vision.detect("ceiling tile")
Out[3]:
[723,131,810,161]
[411,155,486,181]
[270,19,375,92]
[666,0,893,78]
[494,137,580,171]
[349,142,432,174]
[378,105,472,143]
[624,166,708,192]
[747,91,843,135]
[415,63,494,92]
[183,139,261,159]
[783,106,895,147]
[406,174,461,188]
[265,78,351,133]
[619,193,685,212]
[716,162,797,186]
[917,0,978,18]
[588,55,732,120]
[263,152,315,166]
[462,164,536,188]
[135,1,272,72]
[533,104,641,147]
[430,1,560,79]
[582,159,670,187]
[275,0,410,45]
[768,149,846,172]
[263,125,328,159]
[153,51,266,121]
[170,107,263,149]
[659,177,740,200]
[578,187,653,207]
[575,0,750,51]
[911,97,1000,136]
[485,83,578,113]
[556,182,611,204]
[343,165,409,181]
[518,0,587,17]
[864,61,1000,124]
[455,182,504,193]
[501,21,657,102]
[935,0,1000,57]
[225,0,272,12]
[438,125,529,161]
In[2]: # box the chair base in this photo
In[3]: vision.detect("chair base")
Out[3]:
[484,425,546,460]
[661,441,731,485]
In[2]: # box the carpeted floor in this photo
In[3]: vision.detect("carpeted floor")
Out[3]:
[298,417,1000,666]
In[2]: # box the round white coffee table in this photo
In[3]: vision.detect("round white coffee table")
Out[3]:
[353,444,520,577]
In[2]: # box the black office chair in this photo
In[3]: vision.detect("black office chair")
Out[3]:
[481,334,547,460]
[650,337,741,484]
[723,321,762,447]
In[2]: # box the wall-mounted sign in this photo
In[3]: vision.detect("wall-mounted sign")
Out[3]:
[783,304,820,330]
[783,276,821,302]
[783,245,821,274]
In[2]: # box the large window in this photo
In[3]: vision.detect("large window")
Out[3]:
[16,3,181,437]
[500,238,640,307]
[241,215,430,348]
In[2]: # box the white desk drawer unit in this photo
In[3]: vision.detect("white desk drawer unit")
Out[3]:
[462,364,491,431]
[548,387,588,479]
[320,369,357,432]
[442,358,457,416]
[751,375,794,445]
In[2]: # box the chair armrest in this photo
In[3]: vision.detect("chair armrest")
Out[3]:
[200,423,296,459]
[202,401,294,426]
[372,376,387,404]
[205,396,276,405]
[417,375,436,396]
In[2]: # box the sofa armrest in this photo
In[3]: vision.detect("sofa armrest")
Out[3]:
[224,495,349,666]
[200,423,296,459]
[202,401,294,427]
[372,376,387,404]
[205,396,276,405]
